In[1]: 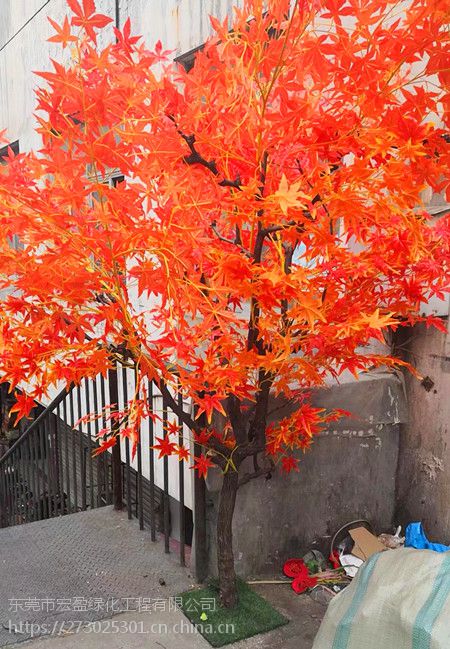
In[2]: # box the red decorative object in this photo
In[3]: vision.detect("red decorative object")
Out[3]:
[283,558,308,578]
[291,575,319,594]
[329,551,341,569]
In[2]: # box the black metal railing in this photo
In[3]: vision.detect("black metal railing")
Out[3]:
[0,377,113,528]
[116,369,193,567]
[0,366,201,570]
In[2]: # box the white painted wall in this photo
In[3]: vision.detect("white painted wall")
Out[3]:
[122,0,237,52]
[0,0,240,149]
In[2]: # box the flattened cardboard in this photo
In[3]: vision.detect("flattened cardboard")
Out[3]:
[349,527,386,561]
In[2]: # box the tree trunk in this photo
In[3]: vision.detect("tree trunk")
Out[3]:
[217,469,239,608]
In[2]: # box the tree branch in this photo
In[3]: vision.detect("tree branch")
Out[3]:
[238,458,274,488]
[248,369,273,446]
[168,115,242,189]
[261,209,314,235]
[218,176,242,189]
[158,379,233,462]
[211,222,252,257]
[226,394,246,445]
[297,160,338,235]
[247,152,269,352]
[262,221,296,234]
[157,379,199,433]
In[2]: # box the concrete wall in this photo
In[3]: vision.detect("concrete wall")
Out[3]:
[395,323,450,544]
[206,373,407,577]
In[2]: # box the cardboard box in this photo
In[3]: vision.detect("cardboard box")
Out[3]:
[349,527,387,561]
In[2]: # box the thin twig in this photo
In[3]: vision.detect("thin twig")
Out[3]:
[211,222,252,257]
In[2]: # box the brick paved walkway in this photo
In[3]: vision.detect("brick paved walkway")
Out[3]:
[0,507,193,646]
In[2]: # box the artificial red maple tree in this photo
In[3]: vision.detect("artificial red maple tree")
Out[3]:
[0,0,449,607]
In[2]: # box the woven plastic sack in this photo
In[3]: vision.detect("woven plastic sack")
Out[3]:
[312,548,450,649]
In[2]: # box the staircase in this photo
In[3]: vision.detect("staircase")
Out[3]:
[0,368,206,572]
[0,383,113,527]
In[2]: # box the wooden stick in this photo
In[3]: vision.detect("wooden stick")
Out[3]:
[247,580,291,585]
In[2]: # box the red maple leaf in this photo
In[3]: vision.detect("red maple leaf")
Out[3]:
[113,17,141,50]
[329,551,341,569]
[9,393,36,423]
[68,0,112,43]
[152,436,176,459]
[194,428,213,445]
[154,39,172,62]
[194,394,226,424]
[281,456,299,473]
[47,16,77,48]
[175,445,190,461]
[165,420,181,436]
[191,454,215,479]
[93,436,116,455]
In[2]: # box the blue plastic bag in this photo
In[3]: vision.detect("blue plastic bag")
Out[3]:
[405,522,450,552]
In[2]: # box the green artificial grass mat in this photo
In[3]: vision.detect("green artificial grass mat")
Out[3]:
[178,579,289,647]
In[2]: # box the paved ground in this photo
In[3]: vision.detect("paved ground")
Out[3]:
[244,585,326,649]
[0,508,326,648]
[0,507,194,646]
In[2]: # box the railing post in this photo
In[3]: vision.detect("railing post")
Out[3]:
[123,367,132,519]
[178,385,186,566]
[193,412,208,582]
[148,380,156,540]
[162,395,170,551]
[193,455,208,582]
[108,365,123,510]
[0,466,7,528]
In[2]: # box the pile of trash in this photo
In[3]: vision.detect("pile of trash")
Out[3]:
[282,519,449,603]
[279,520,450,648]
[312,545,450,649]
